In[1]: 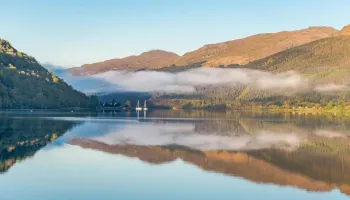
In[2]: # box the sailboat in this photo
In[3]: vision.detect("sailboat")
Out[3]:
[143,100,148,111]
[136,100,142,111]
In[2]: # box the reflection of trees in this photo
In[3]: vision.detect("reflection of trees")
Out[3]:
[148,110,241,119]
[0,118,79,173]
[70,139,350,196]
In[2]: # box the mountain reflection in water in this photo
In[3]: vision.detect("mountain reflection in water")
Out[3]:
[68,138,350,196]
[68,110,350,196]
[1,110,350,199]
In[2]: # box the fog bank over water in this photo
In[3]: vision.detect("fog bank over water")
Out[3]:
[47,64,349,95]
[92,68,309,93]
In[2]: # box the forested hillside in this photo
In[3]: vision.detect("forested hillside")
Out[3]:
[0,39,98,109]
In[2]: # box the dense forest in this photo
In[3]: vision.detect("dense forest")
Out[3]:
[0,39,98,109]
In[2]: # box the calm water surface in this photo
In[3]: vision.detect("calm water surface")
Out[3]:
[1,110,350,200]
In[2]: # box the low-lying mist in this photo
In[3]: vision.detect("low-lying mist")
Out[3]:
[44,64,118,95]
[314,84,347,92]
[92,68,309,93]
[53,66,349,95]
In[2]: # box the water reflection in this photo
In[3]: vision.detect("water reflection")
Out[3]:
[136,110,147,119]
[1,111,350,199]
[63,112,350,152]
[0,117,79,173]
[69,139,350,195]
[64,111,350,196]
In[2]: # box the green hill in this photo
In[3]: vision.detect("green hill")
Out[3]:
[0,39,98,109]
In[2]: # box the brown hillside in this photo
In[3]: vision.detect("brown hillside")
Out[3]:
[338,24,350,36]
[175,26,337,67]
[69,50,179,75]
[68,26,337,75]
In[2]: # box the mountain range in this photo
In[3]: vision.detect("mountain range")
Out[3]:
[2,23,345,110]
[68,26,339,75]
[65,24,350,109]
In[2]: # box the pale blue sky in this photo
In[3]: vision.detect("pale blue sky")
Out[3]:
[1,0,350,67]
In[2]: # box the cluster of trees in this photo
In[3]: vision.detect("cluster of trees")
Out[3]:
[99,99,131,109]
[150,84,350,110]
[0,39,98,109]
[100,99,122,107]
[98,91,153,110]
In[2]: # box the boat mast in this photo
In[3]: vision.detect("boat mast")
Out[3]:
[136,100,142,111]
[144,100,148,110]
